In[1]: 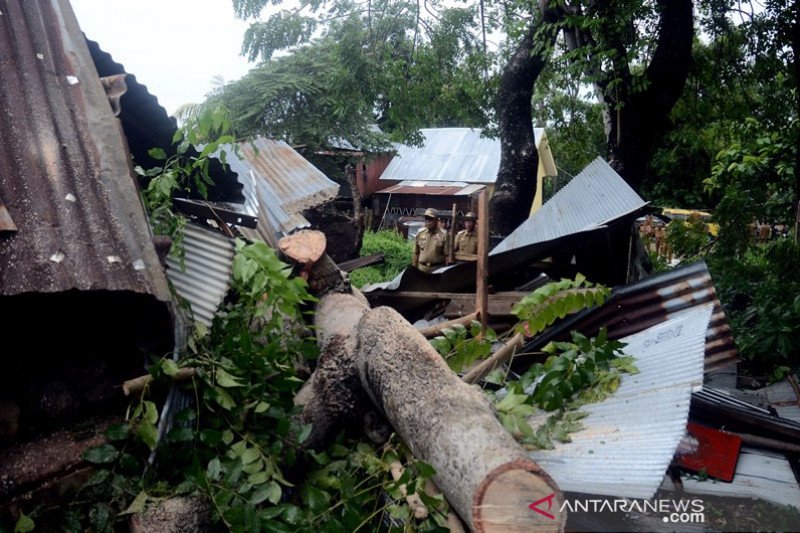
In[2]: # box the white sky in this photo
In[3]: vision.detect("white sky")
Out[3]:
[70,0,255,116]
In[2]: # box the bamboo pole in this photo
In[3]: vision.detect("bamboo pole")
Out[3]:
[476,190,489,338]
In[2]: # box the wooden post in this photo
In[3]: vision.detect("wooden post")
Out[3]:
[449,203,457,264]
[476,189,489,337]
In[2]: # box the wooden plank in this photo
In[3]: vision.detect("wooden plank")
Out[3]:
[444,293,527,318]
[337,253,385,272]
[476,190,489,335]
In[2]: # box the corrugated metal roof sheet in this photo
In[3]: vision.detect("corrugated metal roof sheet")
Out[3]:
[84,39,244,204]
[222,138,339,246]
[165,224,235,327]
[377,181,485,196]
[492,157,647,254]
[378,128,546,184]
[0,0,170,299]
[662,447,800,509]
[514,262,740,375]
[526,305,711,499]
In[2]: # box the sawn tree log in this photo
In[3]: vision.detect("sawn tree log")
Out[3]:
[283,231,565,531]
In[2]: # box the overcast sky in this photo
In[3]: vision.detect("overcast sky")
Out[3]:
[70,0,255,115]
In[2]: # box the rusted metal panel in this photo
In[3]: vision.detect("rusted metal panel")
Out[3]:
[84,39,245,204]
[224,138,339,246]
[513,262,739,374]
[526,305,711,499]
[378,181,484,196]
[0,0,170,300]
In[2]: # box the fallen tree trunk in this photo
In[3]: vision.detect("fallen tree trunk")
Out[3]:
[283,231,565,531]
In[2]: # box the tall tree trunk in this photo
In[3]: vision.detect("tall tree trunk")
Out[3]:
[604,0,694,189]
[792,0,800,222]
[491,2,562,236]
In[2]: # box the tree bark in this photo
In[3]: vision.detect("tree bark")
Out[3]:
[599,0,694,189]
[282,232,565,531]
[491,3,564,236]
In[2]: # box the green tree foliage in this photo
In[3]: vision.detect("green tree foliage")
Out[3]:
[210,0,492,149]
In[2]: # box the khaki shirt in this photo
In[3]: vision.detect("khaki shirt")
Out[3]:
[414,227,448,272]
[454,229,478,255]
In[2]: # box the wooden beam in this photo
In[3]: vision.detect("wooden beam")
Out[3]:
[337,253,385,272]
[476,190,489,336]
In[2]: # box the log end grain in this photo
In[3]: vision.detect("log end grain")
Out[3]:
[279,230,326,265]
[472,459,565,533]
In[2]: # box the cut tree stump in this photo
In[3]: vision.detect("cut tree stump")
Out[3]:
[279,231,566,531]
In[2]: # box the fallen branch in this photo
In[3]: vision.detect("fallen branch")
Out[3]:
[418,312,479,338]
[122,368,195,397]
[462,333,525,385]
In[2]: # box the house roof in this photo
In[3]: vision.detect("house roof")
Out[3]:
[84,39,245,204]
[222,138,339,246]
[492,157,648,255]
[378,127,548,185]
[0,0,170,299]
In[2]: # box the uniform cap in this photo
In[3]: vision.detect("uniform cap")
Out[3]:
[423,208,438,219]
[463,212,477,220]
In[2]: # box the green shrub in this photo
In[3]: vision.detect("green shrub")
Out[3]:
[350,230,413,287]
[709,239,800,379]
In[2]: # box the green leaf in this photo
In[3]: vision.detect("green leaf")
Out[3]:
[119,491,149,516]
[216,368,243,388]
[105,422,130,441]
[162,359,180,377]
[207,458,222,481]
[297,423,313,444]
[138,420,158,451]
[148,147,167,160]
[14,512,35,533]
[213,387,237,410]
[241,447,261,465]
[82,468,111,488]
[82,444,119,464]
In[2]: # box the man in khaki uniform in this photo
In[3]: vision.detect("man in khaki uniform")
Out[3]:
[454,212,478,255]
[412,208,449,273]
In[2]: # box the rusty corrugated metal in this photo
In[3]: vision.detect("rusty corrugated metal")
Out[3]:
[514,262,739,374]
[377,181,484,196]
[238,139,338,213]
[0,0,170,299]
[221,138,339,246]
[83,38,245,205]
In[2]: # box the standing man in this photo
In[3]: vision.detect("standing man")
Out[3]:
[454,212,478,255]
[412,208,449,273]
